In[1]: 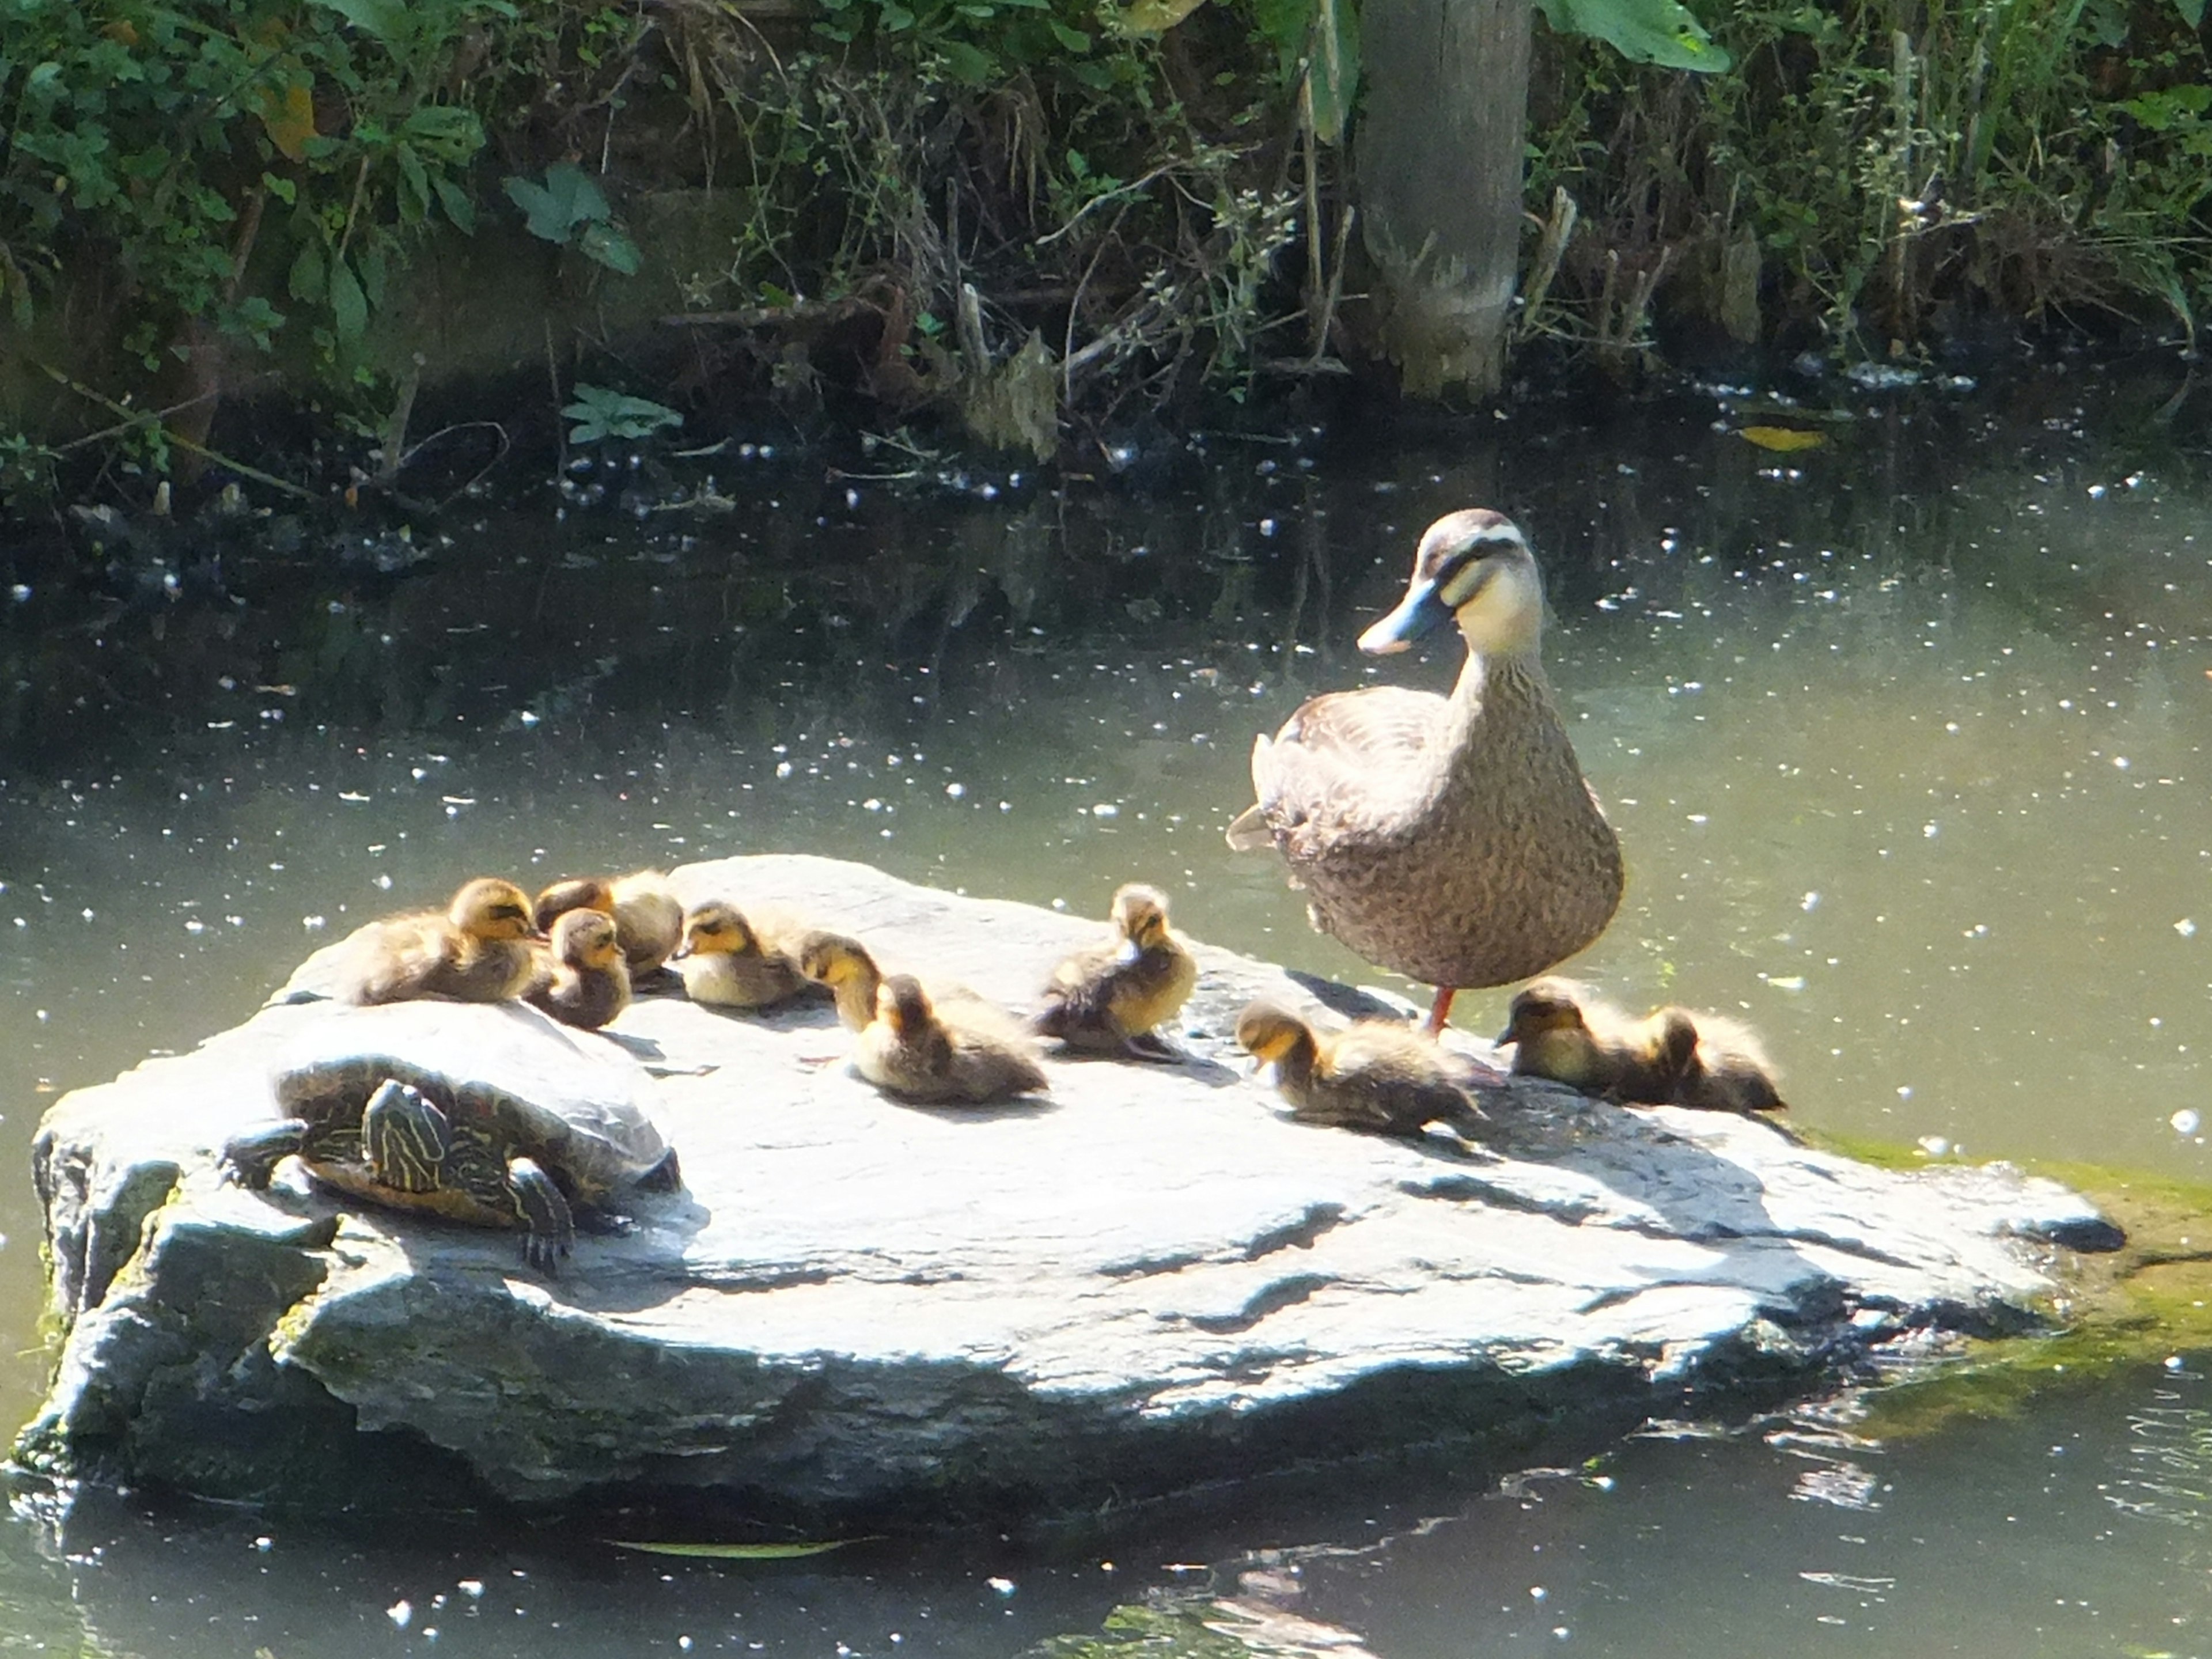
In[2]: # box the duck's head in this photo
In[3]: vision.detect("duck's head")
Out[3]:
[1235,1001,1317,1069]
[1495,980,1592,1047]
[675,901,756,961]
[796,930,877,988]
[449,878,543,943]
[876,973,936,1038]
[1652,1008,1700,1072]
[533,876,613,933]
[1358,509,1541,658]
[552,908,624,972]
[1109,882,1173,959]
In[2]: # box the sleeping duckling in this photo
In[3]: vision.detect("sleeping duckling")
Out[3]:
[1494,979,1695,1105]
[673,900,807,1009]
[533,870,684,975]
[793,929,883,1032]
[339,877,544,1005]
[526,908,632,1031]
[1673,1013,1789,1115]
[855,974,1050,1105]
[1033,882,1198,1061]
[1235,1002,1488,1139]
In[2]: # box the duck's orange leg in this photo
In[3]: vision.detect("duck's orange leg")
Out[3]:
[1423,986,1457,1036]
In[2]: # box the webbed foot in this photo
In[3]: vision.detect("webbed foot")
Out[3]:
[1119,1032,1187,1065]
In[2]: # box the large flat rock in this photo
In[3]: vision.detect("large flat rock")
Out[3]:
[15,855,2119,1525]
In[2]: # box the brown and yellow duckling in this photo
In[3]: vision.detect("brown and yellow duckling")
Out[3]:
[1235,1002,1488,1139]
[1033,882,1198,1061]
[1495,979,1695,1105]
[526,908,632,1031]
[533,870,684,976]
[1674,1014,1788,1115]
[337,877,544,1005]
[672,901,808,1009]
[793,929,884,1032]
[1497,980,1787,1115]
[856,974,1050,1105]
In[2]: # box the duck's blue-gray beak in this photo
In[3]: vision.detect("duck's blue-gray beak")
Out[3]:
[1357,577,1453,654]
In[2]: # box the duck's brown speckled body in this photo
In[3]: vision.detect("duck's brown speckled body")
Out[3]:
[1227,510,1622,1032]
[527,908,632,1031]
[338,878,544,1006]
[856,974,1049,1105]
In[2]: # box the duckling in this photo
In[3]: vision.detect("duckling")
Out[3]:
[855,974,1050,1105]
[1672,1014,1789,1115]
[1235,1001,1488,1139]
[794,928,1019,1038]
[1495,979,1695,1105]
[1033,882,1198,1061]
[526,908,632,1031]
[338,877,544,1005]
[792,929,884,1032]
[673,900,807,1009]
[533,870,684,975]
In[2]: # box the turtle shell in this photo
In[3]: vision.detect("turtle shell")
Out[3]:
[265,1001,676,1226]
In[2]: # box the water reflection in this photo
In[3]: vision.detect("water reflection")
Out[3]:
[2,366,2209,1654]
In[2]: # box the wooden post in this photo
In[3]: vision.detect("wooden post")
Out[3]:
[1356,0,1533,398]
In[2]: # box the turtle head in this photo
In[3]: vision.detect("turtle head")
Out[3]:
[1109,882,1172,957]
[552,908,623,973]
[876,973,936,1039]
[676,900,756,961]
[1358,509,1541,659]
[450,878,541,943]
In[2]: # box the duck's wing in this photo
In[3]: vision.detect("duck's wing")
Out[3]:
[1232,686,1445,849]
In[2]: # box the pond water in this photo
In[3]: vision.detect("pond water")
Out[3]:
[2,355,2209,1655]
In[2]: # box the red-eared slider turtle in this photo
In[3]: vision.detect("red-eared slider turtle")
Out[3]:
[222,1052,681,1273]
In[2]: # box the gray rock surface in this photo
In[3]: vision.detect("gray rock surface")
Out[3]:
[17,854,2119,1524]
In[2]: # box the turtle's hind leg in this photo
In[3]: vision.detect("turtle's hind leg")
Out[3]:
[362,1080,452,1194]
[508,1157,575,1274]
[221,1120,312,1188]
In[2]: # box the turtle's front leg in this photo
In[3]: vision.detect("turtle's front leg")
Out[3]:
[361,1080,452,1194]
[221,1120,313,1188]
[507,1157,575,1274]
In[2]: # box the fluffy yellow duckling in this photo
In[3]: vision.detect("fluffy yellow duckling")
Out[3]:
[1494,979,1695,1105]
[792,929,884,1032]
[339,877,544,1006]
[1033,882,1199,1062]
[1235,1002,1488,1138]
[855,974,1050,1105]
[1674,1014,1789,1115]
[526,908,632,1031]
[673,900,807,1009]
[533,870,684,975]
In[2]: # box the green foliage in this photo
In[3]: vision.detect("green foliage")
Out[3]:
[502,161,641,275]
[1537,0,1729,71]
[1525,0,2212,352]
[562,384,681,444]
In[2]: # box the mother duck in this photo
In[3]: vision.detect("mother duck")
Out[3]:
[1226,509,1623,1034]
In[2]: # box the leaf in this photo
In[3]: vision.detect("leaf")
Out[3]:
[1112,0,1207,33]
[1305,0,1359,146]
[312,0,411,43]
[1535,0,1730,71]
[433,175,475,234]
[503,162,612,243]
[1048,18,1093,49]
[1738,425,1825,452]
[940,40,993,81]
[2177,0,2205,24]
[608,1539,862,1560]
[578,221,641,275]
[287,240,326,303]
[328,257,367,341]
[255,78,317,163]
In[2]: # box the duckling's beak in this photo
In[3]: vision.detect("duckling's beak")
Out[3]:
[1494,1022,1516,1046]
[529,926,551,944]
[1114,937,1143,967]
[1357,577,1453,654]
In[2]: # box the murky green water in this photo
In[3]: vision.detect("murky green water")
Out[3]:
[2,361,2209,1654]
